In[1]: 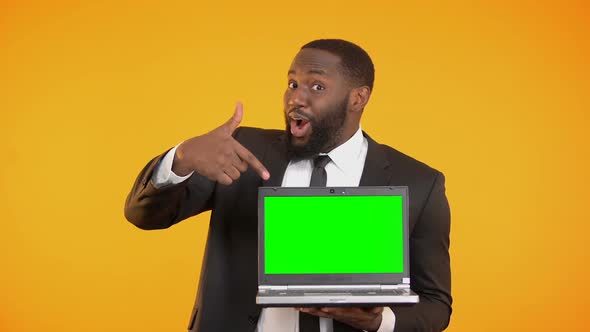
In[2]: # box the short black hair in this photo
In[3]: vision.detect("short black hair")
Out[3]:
[301,39,375,90]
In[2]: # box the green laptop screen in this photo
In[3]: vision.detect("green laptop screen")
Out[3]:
[263,195,404,274]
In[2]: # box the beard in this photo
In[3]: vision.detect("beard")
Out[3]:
[285,96,349,160]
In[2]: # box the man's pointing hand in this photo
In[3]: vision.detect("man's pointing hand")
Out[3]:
[173,102,270,185]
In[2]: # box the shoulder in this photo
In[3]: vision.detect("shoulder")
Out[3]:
[366,133,443,181]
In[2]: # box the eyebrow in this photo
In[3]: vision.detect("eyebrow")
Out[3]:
[288,69,327,76]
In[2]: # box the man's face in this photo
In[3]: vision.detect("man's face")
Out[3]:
[284,48,352,159]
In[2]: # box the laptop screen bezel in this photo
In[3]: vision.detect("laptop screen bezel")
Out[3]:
[258,186,410,285]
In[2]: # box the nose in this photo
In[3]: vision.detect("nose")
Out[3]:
[285,86,308,109]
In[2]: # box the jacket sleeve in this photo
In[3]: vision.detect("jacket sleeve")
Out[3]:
[124,127,256,229]
[391,172,452,331]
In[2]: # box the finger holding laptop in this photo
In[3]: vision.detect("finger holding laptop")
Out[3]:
[172,102,270,185]
[298,306,384,331]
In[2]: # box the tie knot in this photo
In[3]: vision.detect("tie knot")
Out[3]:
[313,155,331,169]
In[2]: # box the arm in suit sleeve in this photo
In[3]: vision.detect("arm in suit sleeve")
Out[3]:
[122,126,254,229]
[151,145,194,189]
[124,150,216,230]
[391,172,452,331]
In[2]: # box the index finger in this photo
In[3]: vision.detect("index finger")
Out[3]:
[232,140,270,180]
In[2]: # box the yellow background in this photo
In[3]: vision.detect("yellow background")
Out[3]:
[1,0,588,331]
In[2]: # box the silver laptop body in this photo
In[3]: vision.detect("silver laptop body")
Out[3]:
[256,186,419,307]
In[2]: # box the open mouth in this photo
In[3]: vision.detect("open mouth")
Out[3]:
[289,112,311,138]
[294,118,309,128]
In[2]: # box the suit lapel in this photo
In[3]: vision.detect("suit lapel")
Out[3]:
[241,133,290,331]
[359,132,392,186]
[262,133,290,187]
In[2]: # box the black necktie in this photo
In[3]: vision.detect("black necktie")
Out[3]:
[309,155,331,187]
[299,155,331,332]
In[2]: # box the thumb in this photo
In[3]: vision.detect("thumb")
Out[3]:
[367,307,384,314]
[222,102,243,135]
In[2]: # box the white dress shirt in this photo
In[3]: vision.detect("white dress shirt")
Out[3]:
[152,127,396,332]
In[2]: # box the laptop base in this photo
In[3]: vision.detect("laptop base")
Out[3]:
[257,287,419,307]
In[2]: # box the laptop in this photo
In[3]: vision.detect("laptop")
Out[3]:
[256,186,419,307]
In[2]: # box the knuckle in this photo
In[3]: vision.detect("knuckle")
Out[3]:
[245,153,255,162]
[216,155,226,165]
[240,161,249,171]
[223,146,234,157]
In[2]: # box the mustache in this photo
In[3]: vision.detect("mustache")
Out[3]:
[286,107,313,121]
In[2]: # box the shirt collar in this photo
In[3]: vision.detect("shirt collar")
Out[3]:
[323,126,364,176]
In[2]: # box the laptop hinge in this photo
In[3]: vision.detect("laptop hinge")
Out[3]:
[260,284,411,291]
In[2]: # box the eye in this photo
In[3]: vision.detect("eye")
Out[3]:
[288,81,298,89]
[311,83,325,91]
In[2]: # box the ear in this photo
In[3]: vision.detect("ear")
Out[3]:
[348,86,371,113]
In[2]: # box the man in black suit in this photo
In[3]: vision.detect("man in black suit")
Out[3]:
[125,39,451,331]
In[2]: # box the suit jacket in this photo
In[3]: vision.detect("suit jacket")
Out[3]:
[125,127,452,332]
